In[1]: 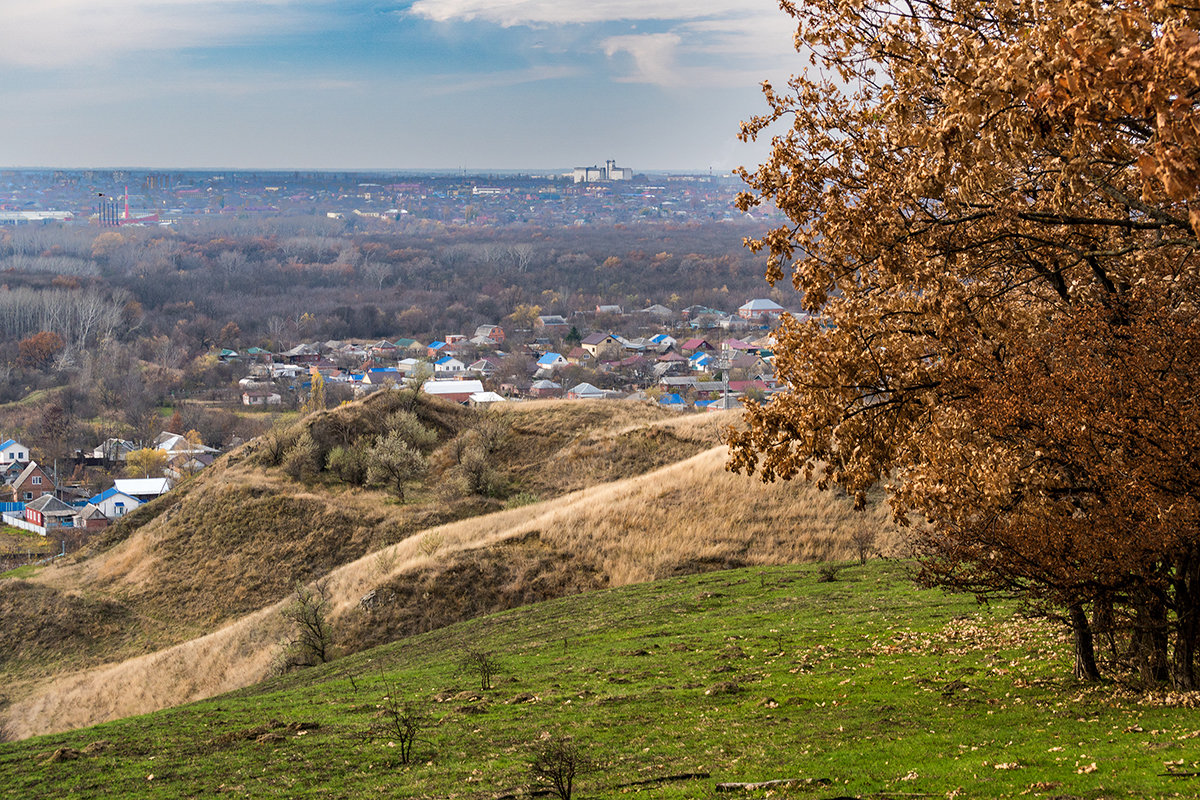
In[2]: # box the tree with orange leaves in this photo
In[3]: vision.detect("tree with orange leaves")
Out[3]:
[17,331,65,370]
[728,0,1200,686]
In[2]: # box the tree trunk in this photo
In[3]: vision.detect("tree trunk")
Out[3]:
[1171,555,1200,691]
[1130,595,1170,684]
[1069,602,1101,681]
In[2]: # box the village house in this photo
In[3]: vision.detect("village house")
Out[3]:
[467,357,500,378]
[74,504,110,532]
[567,382,607,400]
[536,352,568,371]
[680,337,715,354]
[114,477,172,503]
[363,367,402,386]
[87,486,142,519]
[0,439,29,465]
[9,461,52,503]
[737,298,786,320]
[580,332,622,359]
[473,324,505,344]
[529,379,562,398]
[155,432,219,458]
[423,379,485,404]
[242,389,283,406]
[534,315,569,333]
[468,391,507,407]
[23,494,76,532]
[92,438,137,462]
[434,355,466,376]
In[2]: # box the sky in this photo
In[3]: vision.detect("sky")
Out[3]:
[0,1,801,172]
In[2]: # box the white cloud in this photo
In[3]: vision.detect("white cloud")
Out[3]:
[0,0,329,68]
[600,11,796,88]
[408,0,749,26]
[602,33,683,87]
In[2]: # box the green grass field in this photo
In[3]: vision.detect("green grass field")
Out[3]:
[2,561,1198,799]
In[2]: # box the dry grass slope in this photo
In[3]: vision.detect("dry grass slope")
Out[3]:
[3,426,902,739]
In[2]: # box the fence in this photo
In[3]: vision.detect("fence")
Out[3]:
[2,512,45,535]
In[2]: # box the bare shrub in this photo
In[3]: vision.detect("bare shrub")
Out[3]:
[417,532,444,558]
[851,525,877,565]
[817,565,843,583]
[378,677,427,765]
[530,736,592,800]
[459,648,501,691]
[276,579,335,672]
[257,423,298,466]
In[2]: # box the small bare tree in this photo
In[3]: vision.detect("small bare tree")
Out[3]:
[459,648,501,691]
[850,525,877,565]
[379,677,427,765]
[530,737,592,800]
[277,579,334,672]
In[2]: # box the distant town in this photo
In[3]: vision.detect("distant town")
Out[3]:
[0,164,772,229]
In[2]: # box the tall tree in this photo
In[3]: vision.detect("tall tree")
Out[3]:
[728,0,1200,685]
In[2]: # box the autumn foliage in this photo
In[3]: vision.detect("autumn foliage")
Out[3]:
[729,0,1200,686]
[17,331,64,369]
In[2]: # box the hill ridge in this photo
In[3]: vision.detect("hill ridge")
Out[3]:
[3,441,899,739]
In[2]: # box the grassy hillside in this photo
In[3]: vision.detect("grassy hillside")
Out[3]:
[2,561,1194,799]
[0,394,901,739]
[2,397,720,672]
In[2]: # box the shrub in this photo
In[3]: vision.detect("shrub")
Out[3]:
[282,431,323,482]
[327,440,370,486]
[817,565,843,583]
[378,677,427,765]
[386,409,438,450]
[530,737,592,800]
[459,648,501,691]
[276,579,335,673]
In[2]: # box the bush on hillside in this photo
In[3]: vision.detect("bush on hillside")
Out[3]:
[282,431,322,483]
[326,441,370,486]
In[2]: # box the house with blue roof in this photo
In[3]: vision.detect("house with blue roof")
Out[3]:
[689,351,714,370]
[434,355,465,375]
[0,439,29,465]
[659,393,686,407]
[88,487,142,519]
[648,333,677,349]
[536,352,568,370]
[363,367,401,385]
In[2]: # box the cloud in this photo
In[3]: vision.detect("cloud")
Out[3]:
[407,0,748,26]
[0,0,330,68]
[601,11,797,88]
[602,33,684,87]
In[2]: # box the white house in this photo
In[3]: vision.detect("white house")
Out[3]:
[114,477,172,502]
[88,487,143,519]
[242,390,283,406]
[434,356,465,375]
[0,439,29,465]
[270,363,305,379]
[536,352,568,370]
[737,298,786,320]
[423,379,485,404]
